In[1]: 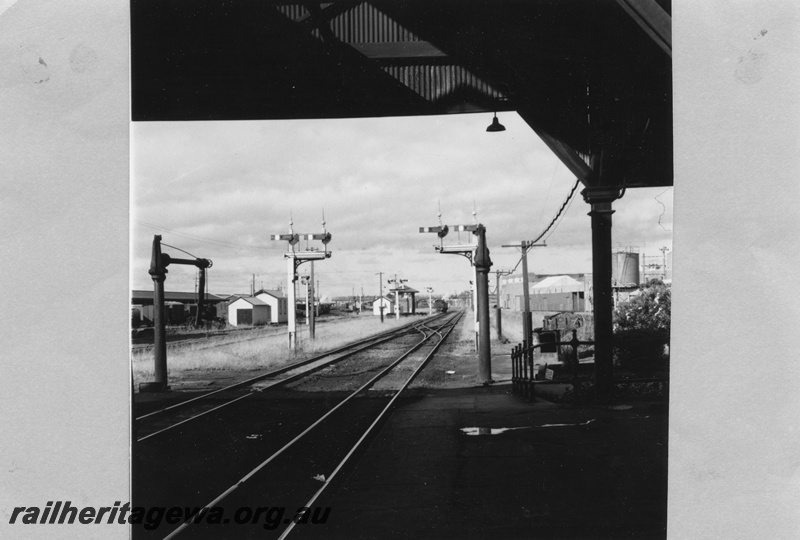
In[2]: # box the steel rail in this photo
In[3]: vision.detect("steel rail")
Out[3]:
[161,311,461,540]
[136,312,447,422]
[278,310,463,539]
[136,314,453,441]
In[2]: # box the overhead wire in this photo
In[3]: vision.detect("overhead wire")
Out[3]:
[160,242,199,259]
[529,177,581,245]
[535,158,560,231]
[135,220,276,251]
[499,176,582,279]
[542,182,579,243]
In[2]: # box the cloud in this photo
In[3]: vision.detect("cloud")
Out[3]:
[131,115,673,296]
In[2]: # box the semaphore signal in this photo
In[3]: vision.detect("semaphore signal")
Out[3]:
[271,215,332,350]
[419,207,493,384]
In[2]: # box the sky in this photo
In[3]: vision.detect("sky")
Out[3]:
[131,112,672,299]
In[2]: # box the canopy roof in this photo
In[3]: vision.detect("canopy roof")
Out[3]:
[131,0,672,188]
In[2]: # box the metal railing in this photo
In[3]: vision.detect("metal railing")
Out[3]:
[511,330,593,400]
[511,330,670,402]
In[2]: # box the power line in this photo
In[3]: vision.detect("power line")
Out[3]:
[160,243,199,259]
[535,158,561,231]
[135,220,277,251]
[542,182,578,243]
[530,177,581,245]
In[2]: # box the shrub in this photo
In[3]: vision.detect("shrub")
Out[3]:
[613,279,670,373]
[614,279,671,333]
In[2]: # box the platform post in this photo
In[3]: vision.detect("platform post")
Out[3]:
[582,186,622,404]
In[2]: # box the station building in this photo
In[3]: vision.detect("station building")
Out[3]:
[391,284,417,315]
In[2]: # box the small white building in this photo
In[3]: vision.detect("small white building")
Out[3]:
[254,289,288,324]
[227,296,271,326]
[372,296,394,316]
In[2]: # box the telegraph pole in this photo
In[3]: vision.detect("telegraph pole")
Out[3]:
[493,269,513,340]
[501,241,546,343]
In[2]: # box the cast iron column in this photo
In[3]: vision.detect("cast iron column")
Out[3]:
[582,187,622,404]
[474,224,493,384]
[194,266,205,329]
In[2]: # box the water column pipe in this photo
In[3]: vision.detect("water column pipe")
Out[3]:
[474,224,493,385]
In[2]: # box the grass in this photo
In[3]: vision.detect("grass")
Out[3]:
[131,314,412,383]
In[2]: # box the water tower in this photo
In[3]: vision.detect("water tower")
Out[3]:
[612,248,640,287]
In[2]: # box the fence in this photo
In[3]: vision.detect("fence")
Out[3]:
[512,330,592,400]
[511,330,670,402]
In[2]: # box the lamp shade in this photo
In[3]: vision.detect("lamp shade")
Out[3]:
[486,114,506,132]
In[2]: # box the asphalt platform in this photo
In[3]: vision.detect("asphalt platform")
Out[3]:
[295,381,668,540]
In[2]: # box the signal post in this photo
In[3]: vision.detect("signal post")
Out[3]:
[420,219,494,383]
[271,219,332,350]
[421,222,480,349]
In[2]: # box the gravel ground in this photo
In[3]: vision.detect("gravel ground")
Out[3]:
[136,310,517,396]
[410,312,516,389]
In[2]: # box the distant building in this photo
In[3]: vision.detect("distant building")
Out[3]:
[372,296,394,316]
[530,275,588,312]
[131,289,228,325]
[254,289,289,324]
[227,296,271,326]
[389,284,417,315]
[500,273,593,313]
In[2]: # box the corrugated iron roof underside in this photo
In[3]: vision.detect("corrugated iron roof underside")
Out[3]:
[131,0,672,188]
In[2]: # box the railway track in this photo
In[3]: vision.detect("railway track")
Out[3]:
[134,312,451,441]
[132,310,463,539]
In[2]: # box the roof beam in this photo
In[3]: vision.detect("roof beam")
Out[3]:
[536,131,594,184]
[351,41,448,60]
[615,0,671,57]
[515,108,593,183]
